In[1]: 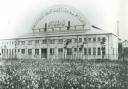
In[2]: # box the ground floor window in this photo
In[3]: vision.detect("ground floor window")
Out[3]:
[35,49,39,55]
[50,48,55,55]
[74,48,77,52]
[84,48,87,55]
[79,48,82,52]
[21,49,25,54]
[28,49,32,55]
[102,47,106,55]
[18,49,20,52]
[58,48,63,54]
[7,49,8,55]
[88,48,91,55]
[67,48,72,55]
[98,48,101,55]
[93,48,96,55]
[2,49,4,54]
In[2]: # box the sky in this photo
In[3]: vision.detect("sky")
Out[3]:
[0,0,127,40]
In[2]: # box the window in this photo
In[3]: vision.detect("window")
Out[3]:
[84,48,87,55]
[113,48,114,56]
[17,41,20,45]
[50,48,55,55]
[102,47,105,55]
[21,49,25,54]
[97,37,100,41]
[35,49,39,55]
[74,38,78,43]
[67,39,72,43]
[49,39,55,44]
[42,40,47,44]
[79,38,82,43]
[15,49,16,54]
[98,48,101,55]
[12,49,13,55]
[18,49,20,52]
[101,37,106,44]
[93,48,96,55]
[93,38,96,42]
[2,49,3,54]
[58,48,63,54]
[74,48,77,52]
[35,40,39,44]
[84,38,87,42]
[79,48,82,52]
[28,49,32,55]
[9,49,11,55]
[7,49,8,55]
[88,38,91,42]
[21,41,25,45]
[88,48,91,55]
[58,39,63,44]
[67,48,72,55]
[28,40,32,45]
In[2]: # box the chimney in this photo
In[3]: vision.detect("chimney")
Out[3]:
[67,21,70,30]
[44,23,47,32]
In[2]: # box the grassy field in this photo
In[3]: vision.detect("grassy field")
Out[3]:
[0,59,128,89]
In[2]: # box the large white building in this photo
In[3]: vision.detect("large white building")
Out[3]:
[0,5,119,60]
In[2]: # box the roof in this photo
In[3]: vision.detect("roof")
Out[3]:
[15,27,112,39]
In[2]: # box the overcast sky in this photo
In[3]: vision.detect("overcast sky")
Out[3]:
[0,0,127,40]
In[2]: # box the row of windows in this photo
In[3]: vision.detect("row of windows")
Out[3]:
[15,37,106,45]
[1,37,106,46]
[67,47,105,55]
[2,47,105,56]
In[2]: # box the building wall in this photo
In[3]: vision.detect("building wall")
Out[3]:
[0,33,118,60]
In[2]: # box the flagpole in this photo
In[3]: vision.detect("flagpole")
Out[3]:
[117,20,119,37]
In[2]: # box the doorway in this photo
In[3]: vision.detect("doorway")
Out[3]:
[41,48,47,59]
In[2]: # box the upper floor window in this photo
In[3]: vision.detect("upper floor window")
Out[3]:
[35,40,39,44]
[42,40,47,44]
[21,41,25,45]
[88,38,91,42]
[68,39,72,43]
[28,40,32,45]
[17,41,20,45]
[58,39,63,44]
[97,37,101,41]
[101,37,106,44]
[79,38,82,43]
[74,38,78,43]
[93,38,96,42]
[84,38,87,42]
[49,39,55,44]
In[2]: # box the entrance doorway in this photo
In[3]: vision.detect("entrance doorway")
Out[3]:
[41,48,47,59]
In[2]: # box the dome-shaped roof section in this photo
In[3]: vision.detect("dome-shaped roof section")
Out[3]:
[33,4,91,29]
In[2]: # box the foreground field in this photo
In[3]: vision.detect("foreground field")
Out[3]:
[0,59,128,89]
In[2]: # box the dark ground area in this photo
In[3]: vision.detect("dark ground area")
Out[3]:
[0,59,128,89]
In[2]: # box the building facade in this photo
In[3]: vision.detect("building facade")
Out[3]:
[0,5,118,60]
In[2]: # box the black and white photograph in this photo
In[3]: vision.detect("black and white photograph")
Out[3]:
[0,0,128,89]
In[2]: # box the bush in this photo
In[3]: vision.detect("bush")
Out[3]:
[0,59,128,89]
